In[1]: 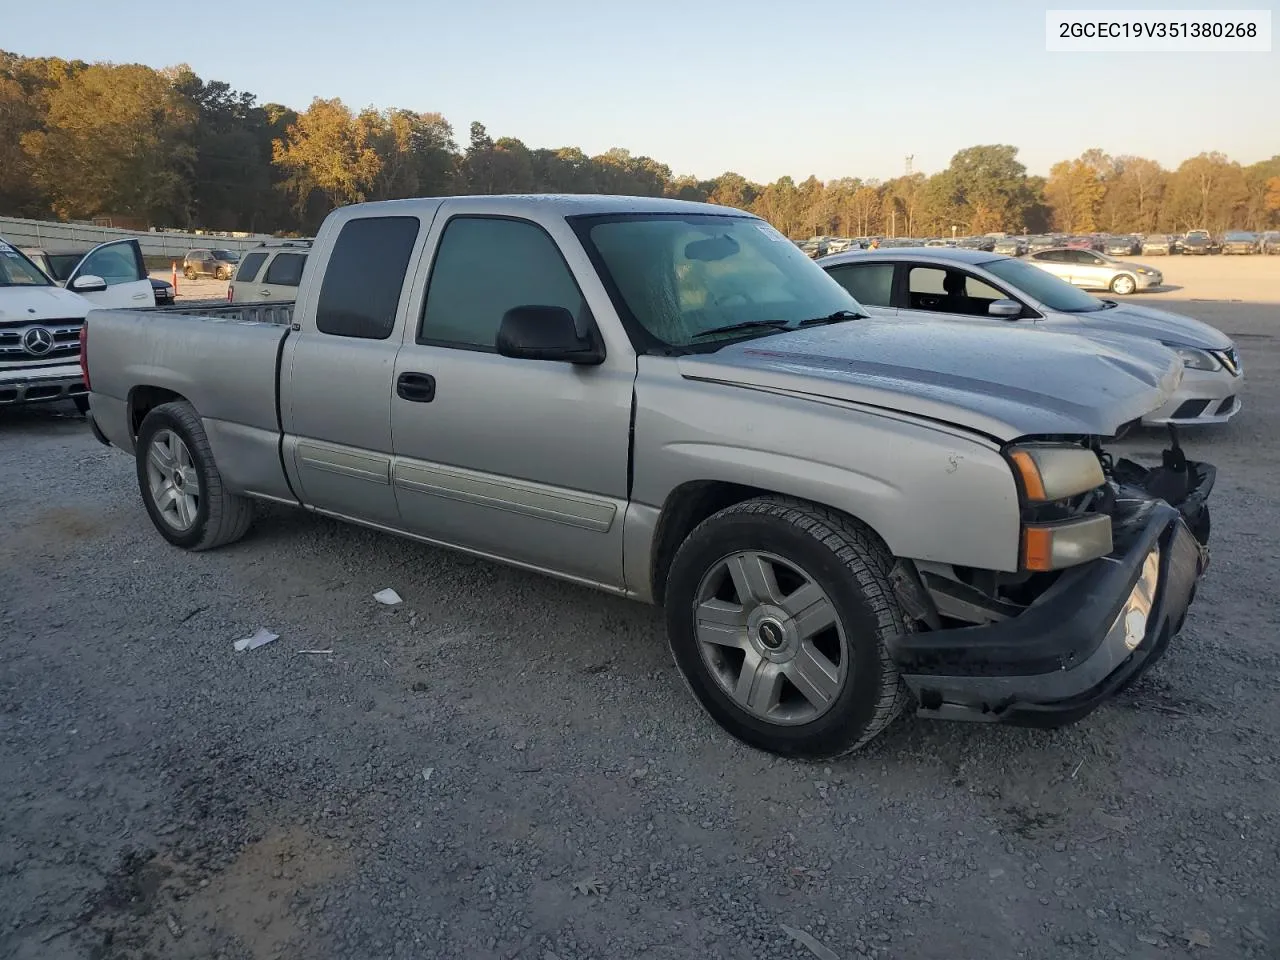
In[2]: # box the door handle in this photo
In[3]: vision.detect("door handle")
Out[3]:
[396,372,436,403]
[132,293,148,300]
[259,290,271,297]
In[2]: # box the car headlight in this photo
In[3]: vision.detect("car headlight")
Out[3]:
[1006,443,1105,503]
[1135,267,1150,274]
[1163,344,1220,371]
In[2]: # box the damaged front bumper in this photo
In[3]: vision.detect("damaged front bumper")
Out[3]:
[890,455,1213,726]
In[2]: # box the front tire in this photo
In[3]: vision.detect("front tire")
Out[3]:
[664,497,910,759]
[135,401,253,550]
[1111,274,1137,295]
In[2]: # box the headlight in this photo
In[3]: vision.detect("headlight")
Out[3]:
[1135,267,1150,274]
[1006,443,1105,503]
[1163,344,1220,371]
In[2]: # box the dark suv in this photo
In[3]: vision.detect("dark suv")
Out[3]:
[183,248,241,280]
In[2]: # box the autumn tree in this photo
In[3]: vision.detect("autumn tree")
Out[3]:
[931,145,1034,233]
[1163,152,1248,232]
[272,98,382,229]
[1045,157,1106,232]
[1099,156,1165,233]
[22,62,195,222]
[706,172,755,209]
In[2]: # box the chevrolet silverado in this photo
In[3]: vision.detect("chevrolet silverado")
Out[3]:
[80,195,1215,758]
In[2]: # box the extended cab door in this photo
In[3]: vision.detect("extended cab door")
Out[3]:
[64,239,155,308]
[388,206,634,589]
[279,209,435,527]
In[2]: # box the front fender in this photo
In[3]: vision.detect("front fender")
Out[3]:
[631,364,1023,574]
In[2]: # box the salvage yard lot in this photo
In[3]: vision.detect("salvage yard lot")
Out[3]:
[2,263,1277,960]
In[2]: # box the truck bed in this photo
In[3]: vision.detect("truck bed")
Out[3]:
[85,305,295,502]
[155,300,295,326]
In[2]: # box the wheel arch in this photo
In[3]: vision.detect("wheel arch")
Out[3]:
[129,385,190,439]
[649,481,894,607]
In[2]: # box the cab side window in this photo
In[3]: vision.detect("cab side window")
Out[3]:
[419,217,586,351]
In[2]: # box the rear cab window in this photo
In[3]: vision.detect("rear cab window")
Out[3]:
[315,216,420,340]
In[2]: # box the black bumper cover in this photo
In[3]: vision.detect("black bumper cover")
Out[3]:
[890,463,1213,726]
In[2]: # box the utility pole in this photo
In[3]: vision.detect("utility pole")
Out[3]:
[891,208,897,238]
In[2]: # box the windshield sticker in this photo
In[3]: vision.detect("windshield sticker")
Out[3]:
[0,240,15,253]
[756,224,786,242]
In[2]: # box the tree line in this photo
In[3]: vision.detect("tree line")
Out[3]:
[3,51,1278,239]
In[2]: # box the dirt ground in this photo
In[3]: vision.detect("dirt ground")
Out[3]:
[3,259,1278,960]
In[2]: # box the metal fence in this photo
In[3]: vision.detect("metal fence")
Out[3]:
[0,215,304,257]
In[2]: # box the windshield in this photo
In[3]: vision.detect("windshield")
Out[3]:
[982,256,1106,313]
[212,249,239,261]
[0,241,54,287]
[1225,232,1254,241]
[574,214,863,351]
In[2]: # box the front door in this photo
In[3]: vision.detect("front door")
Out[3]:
[895,264,1024,325]
[390,211,634,589]
[65,239,154,309]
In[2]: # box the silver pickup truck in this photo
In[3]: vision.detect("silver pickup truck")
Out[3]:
[82,195,1214,758]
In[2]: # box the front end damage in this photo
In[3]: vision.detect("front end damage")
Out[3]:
[887,427,1213,726]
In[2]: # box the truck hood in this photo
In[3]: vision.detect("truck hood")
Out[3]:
[1077,302,1233,351]
[0,285,91,321]
[678,318,1183,441]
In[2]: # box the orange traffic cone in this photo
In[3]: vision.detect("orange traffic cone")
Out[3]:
[171,261,179,297]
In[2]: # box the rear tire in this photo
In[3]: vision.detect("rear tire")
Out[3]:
[135,401,253,551]
[664,497,910,759]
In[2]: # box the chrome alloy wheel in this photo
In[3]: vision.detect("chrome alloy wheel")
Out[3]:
[146,428,200,531]
[693,551,849,725]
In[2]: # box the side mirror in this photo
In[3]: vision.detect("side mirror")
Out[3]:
[988,299,1022,319]
[496,305,605,365]
[71,274,108,293]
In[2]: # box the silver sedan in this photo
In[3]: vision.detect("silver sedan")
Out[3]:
[1025,247,1162,295]
[816,247,1242,427]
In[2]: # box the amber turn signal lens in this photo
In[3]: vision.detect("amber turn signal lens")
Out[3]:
[1009,449,1048,501]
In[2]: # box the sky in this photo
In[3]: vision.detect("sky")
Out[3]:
[4,0,1277,183]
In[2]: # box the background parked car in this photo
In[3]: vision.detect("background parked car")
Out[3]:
[1262,231,1280,255]
[817,247,1241,426]
[1027,235,1059,254]
[992,237,1027,256]
[227,240,311,304]
[1026,247,1162,294]
[1221,231,1259,255]
[1142,234,1174,255]
[183,248,241,280]
[1104,235,1140,256]
[1181,230,1214,256]
[19,240,156,308]
[150,278,175,305]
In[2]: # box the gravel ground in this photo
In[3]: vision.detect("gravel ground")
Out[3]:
[2,281,1278,960]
